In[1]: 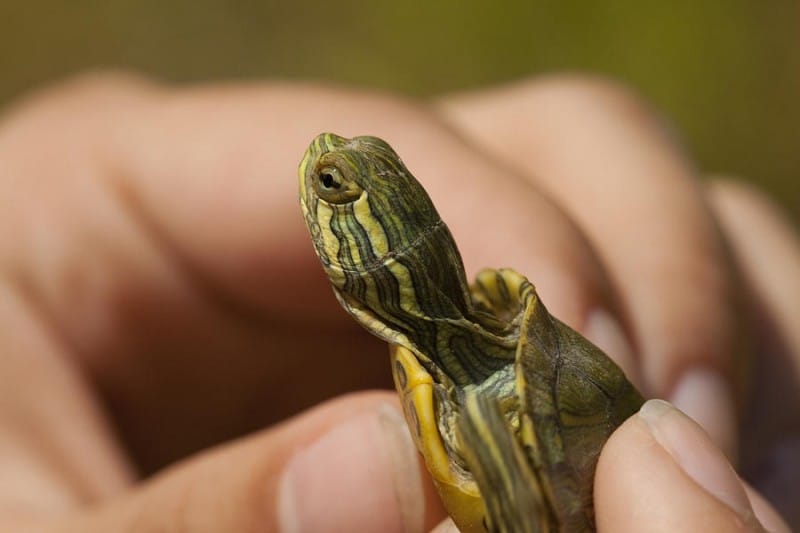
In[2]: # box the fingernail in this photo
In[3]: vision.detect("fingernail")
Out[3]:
[584,309,639,386]
[278,403,423,533]
[670,367,738,462]
[638,399,754,521]
[430,518,460,533]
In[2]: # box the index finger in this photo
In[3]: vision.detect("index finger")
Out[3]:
[0,74,626,470]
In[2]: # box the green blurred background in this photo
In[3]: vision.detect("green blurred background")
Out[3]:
[2,1,798,216]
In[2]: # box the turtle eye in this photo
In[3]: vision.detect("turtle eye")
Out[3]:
[319,169,341,190]
[312,165,362,204]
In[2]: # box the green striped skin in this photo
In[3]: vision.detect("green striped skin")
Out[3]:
[459,391,550,533]
[299,133,645,533]
[299,133,516,388]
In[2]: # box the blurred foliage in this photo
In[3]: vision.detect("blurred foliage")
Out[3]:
[1,1,797,216]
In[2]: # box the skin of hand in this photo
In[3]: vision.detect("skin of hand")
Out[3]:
[0,72,795,532]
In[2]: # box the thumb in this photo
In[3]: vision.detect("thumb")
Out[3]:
[57,392,444,533]
[596,399,790,533]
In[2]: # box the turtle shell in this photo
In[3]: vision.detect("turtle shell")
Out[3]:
[511,270,644,531]
[393,268,644,532]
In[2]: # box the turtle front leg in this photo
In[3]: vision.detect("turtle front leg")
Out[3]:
[458,391,553,533]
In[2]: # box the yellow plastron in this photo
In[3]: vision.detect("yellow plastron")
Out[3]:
[390,344,487,533]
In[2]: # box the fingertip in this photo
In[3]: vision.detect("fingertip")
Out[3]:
[596,400,766,532]
[272,392,444,533]
[278,399,440,533]
[669,367,738,461]
[707,176,800,353]
[743,482,792,533]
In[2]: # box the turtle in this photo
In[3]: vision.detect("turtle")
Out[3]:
[298,132,644,532]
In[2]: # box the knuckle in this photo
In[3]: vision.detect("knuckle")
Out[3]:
[508,73,661,126]
[46,69,157,97]
[705,176,770,209]
[1,69,158,130]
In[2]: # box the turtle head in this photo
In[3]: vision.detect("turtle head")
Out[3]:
[298,132,473,343]
[299,133,442,266]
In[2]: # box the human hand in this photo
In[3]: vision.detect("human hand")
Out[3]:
[0,73,794,532]
[0,74,443,532]
[438,79,798,531]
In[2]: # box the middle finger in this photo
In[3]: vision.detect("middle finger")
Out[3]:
[440,77,742,457]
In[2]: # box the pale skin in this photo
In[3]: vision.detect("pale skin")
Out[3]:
[0,73,795,532]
